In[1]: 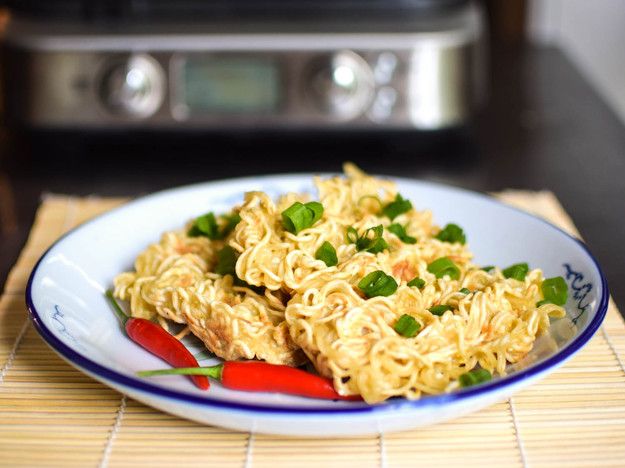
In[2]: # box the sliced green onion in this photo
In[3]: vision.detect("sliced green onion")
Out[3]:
[346,226,359,244]
[281,201,324,234]
[382,193,412,220]
[358,194,383,210]
[427,257,461,280]
[358,271,398,298]
[503,262,529,281]
[365,237,388,254]
[306,202,324,224]
[215,246,237,276]
[315,241,338,267]
[388,223,417,244]
[188,212,219,239]
[481,265,495,272]
[220,213,241,238]
[349,225,389,254]
[366,224,384,239]
[188,211,241,240]
[459,287,471,295]
[281,202,309,234]
[459,368,492,387]
[394,314,421,337]
[356,225,383,251]
[539,276,568,306]
[428,304,452,316]
[435,223,466,245]
[407,277,426,289]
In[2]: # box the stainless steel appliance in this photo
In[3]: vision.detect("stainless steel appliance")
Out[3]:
[2,1,486,130]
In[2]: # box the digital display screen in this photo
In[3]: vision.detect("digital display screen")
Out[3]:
[182,57,280,114]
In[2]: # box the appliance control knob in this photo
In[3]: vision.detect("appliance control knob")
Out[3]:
[98,54,165,118]
[307,51,375,120]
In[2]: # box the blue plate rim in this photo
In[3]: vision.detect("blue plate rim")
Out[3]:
[25,173,610,415]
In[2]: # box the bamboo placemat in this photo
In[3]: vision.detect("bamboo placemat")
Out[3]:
[1,191,625,467]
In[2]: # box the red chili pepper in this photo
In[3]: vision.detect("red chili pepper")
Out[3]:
[137,361,361,401]
[105,290,209,391]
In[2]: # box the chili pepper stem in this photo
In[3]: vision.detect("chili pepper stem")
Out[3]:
[105,289,129,325]
[138,364,224,380]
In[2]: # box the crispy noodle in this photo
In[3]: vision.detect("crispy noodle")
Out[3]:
[114,163,566,403]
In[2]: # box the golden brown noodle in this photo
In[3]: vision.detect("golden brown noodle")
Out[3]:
[114,163,565,403]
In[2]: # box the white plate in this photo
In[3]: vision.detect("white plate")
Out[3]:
[26,174,609,436]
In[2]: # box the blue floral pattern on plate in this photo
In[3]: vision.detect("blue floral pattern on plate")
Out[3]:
[563,263,593,324]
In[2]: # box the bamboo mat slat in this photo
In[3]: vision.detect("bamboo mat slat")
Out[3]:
[1,191,624,468]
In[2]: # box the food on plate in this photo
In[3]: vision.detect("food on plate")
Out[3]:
[114,222,306,366]
[114,163,567,403]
